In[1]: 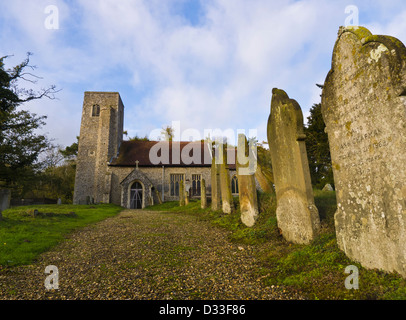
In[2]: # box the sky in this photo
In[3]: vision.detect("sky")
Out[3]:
[1,0,405,148]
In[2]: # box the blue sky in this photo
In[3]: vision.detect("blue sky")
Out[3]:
[1,0,405,147]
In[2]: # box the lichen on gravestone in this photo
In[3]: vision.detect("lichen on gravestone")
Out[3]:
[210,143,221,211]
[321,26,406,277]
[267,88,320,244]
[237,134,259,227]
[201,179,207,209]
[179,180,185,206]
[218,141,233,214]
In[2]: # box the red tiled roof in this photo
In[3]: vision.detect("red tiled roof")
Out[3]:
[109,140,236,169]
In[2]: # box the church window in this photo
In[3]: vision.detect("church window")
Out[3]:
[170,174,184,196]
[191,174,201,196]
[92,104,100,117]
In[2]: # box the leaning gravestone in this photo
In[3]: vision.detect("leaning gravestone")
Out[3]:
[322,26,406,277]
[267,88,320,244]
[237,134,259,227]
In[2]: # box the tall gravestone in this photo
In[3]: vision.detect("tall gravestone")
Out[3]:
[211,144,221,211]
[237,134,259,227]
[185,191,189,206]
[201,179,207,209]
[267,88,320,244]
[322,26,406,277]
[218,142,233,214]
[179,180,185,206]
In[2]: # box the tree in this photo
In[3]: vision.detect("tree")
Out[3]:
[256,142,274,194]
[20,138,78,203]
[304,102,334,188]
[59,136,79,162]
[161,125,174,141]
[38,144,65,170]
[129,134,149,141]
[0,53,59,189]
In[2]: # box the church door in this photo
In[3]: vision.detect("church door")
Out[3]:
[130,182,143,209]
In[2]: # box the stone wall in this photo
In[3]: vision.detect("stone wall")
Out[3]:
[108,165,221,208]
[73,92,124,204]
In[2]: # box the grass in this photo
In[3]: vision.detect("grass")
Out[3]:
[0,204,123,266]
[147,191,406,300]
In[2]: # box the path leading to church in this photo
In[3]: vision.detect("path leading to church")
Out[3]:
[0,209,302,300]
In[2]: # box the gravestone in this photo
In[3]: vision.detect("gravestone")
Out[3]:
[218,142,233,214]
[0,189,11,221]
[57,198,62,205]
[322,184,334,192]
[201,179,207,209]
[179,180,185,206]
[267,88,320,244]
[155,189,163,205]
[211,144,221,211]
[237,134,259,227]
[322,26,406,277]
[185,191,189,206]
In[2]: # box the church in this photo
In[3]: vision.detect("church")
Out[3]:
[73,91,240,208]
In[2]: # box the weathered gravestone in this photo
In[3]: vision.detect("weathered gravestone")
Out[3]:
[218,141,233,214]
[322,184,334,192]
[211,143,221,211]
[322,26,406,277]
[267,88,320,244]
[201,179,207,209]
[179,180,185,206]
[237,134,259,227]
[185,191,189,206]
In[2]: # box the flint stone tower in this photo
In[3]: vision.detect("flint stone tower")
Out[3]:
[73,92,124,205]
[322,26,406,277]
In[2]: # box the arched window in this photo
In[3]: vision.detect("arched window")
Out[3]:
[231,175,239,194]
[130,181,143,209]
[191,174,201,196]
[92,104,100,117]
[170,174,184,196]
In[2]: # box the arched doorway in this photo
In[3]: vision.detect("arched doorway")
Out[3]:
[130,181,143,209]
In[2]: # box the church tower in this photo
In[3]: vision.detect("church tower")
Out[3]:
[73,92,124,204]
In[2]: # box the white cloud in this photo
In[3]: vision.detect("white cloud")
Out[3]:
[1,0,405,147]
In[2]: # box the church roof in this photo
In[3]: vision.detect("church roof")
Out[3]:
[109,140,237,169]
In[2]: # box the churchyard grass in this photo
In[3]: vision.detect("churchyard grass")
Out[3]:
[148,191,406,300]
[0,204,123,266]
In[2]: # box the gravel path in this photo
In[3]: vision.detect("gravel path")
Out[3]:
[0,209,302,300]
